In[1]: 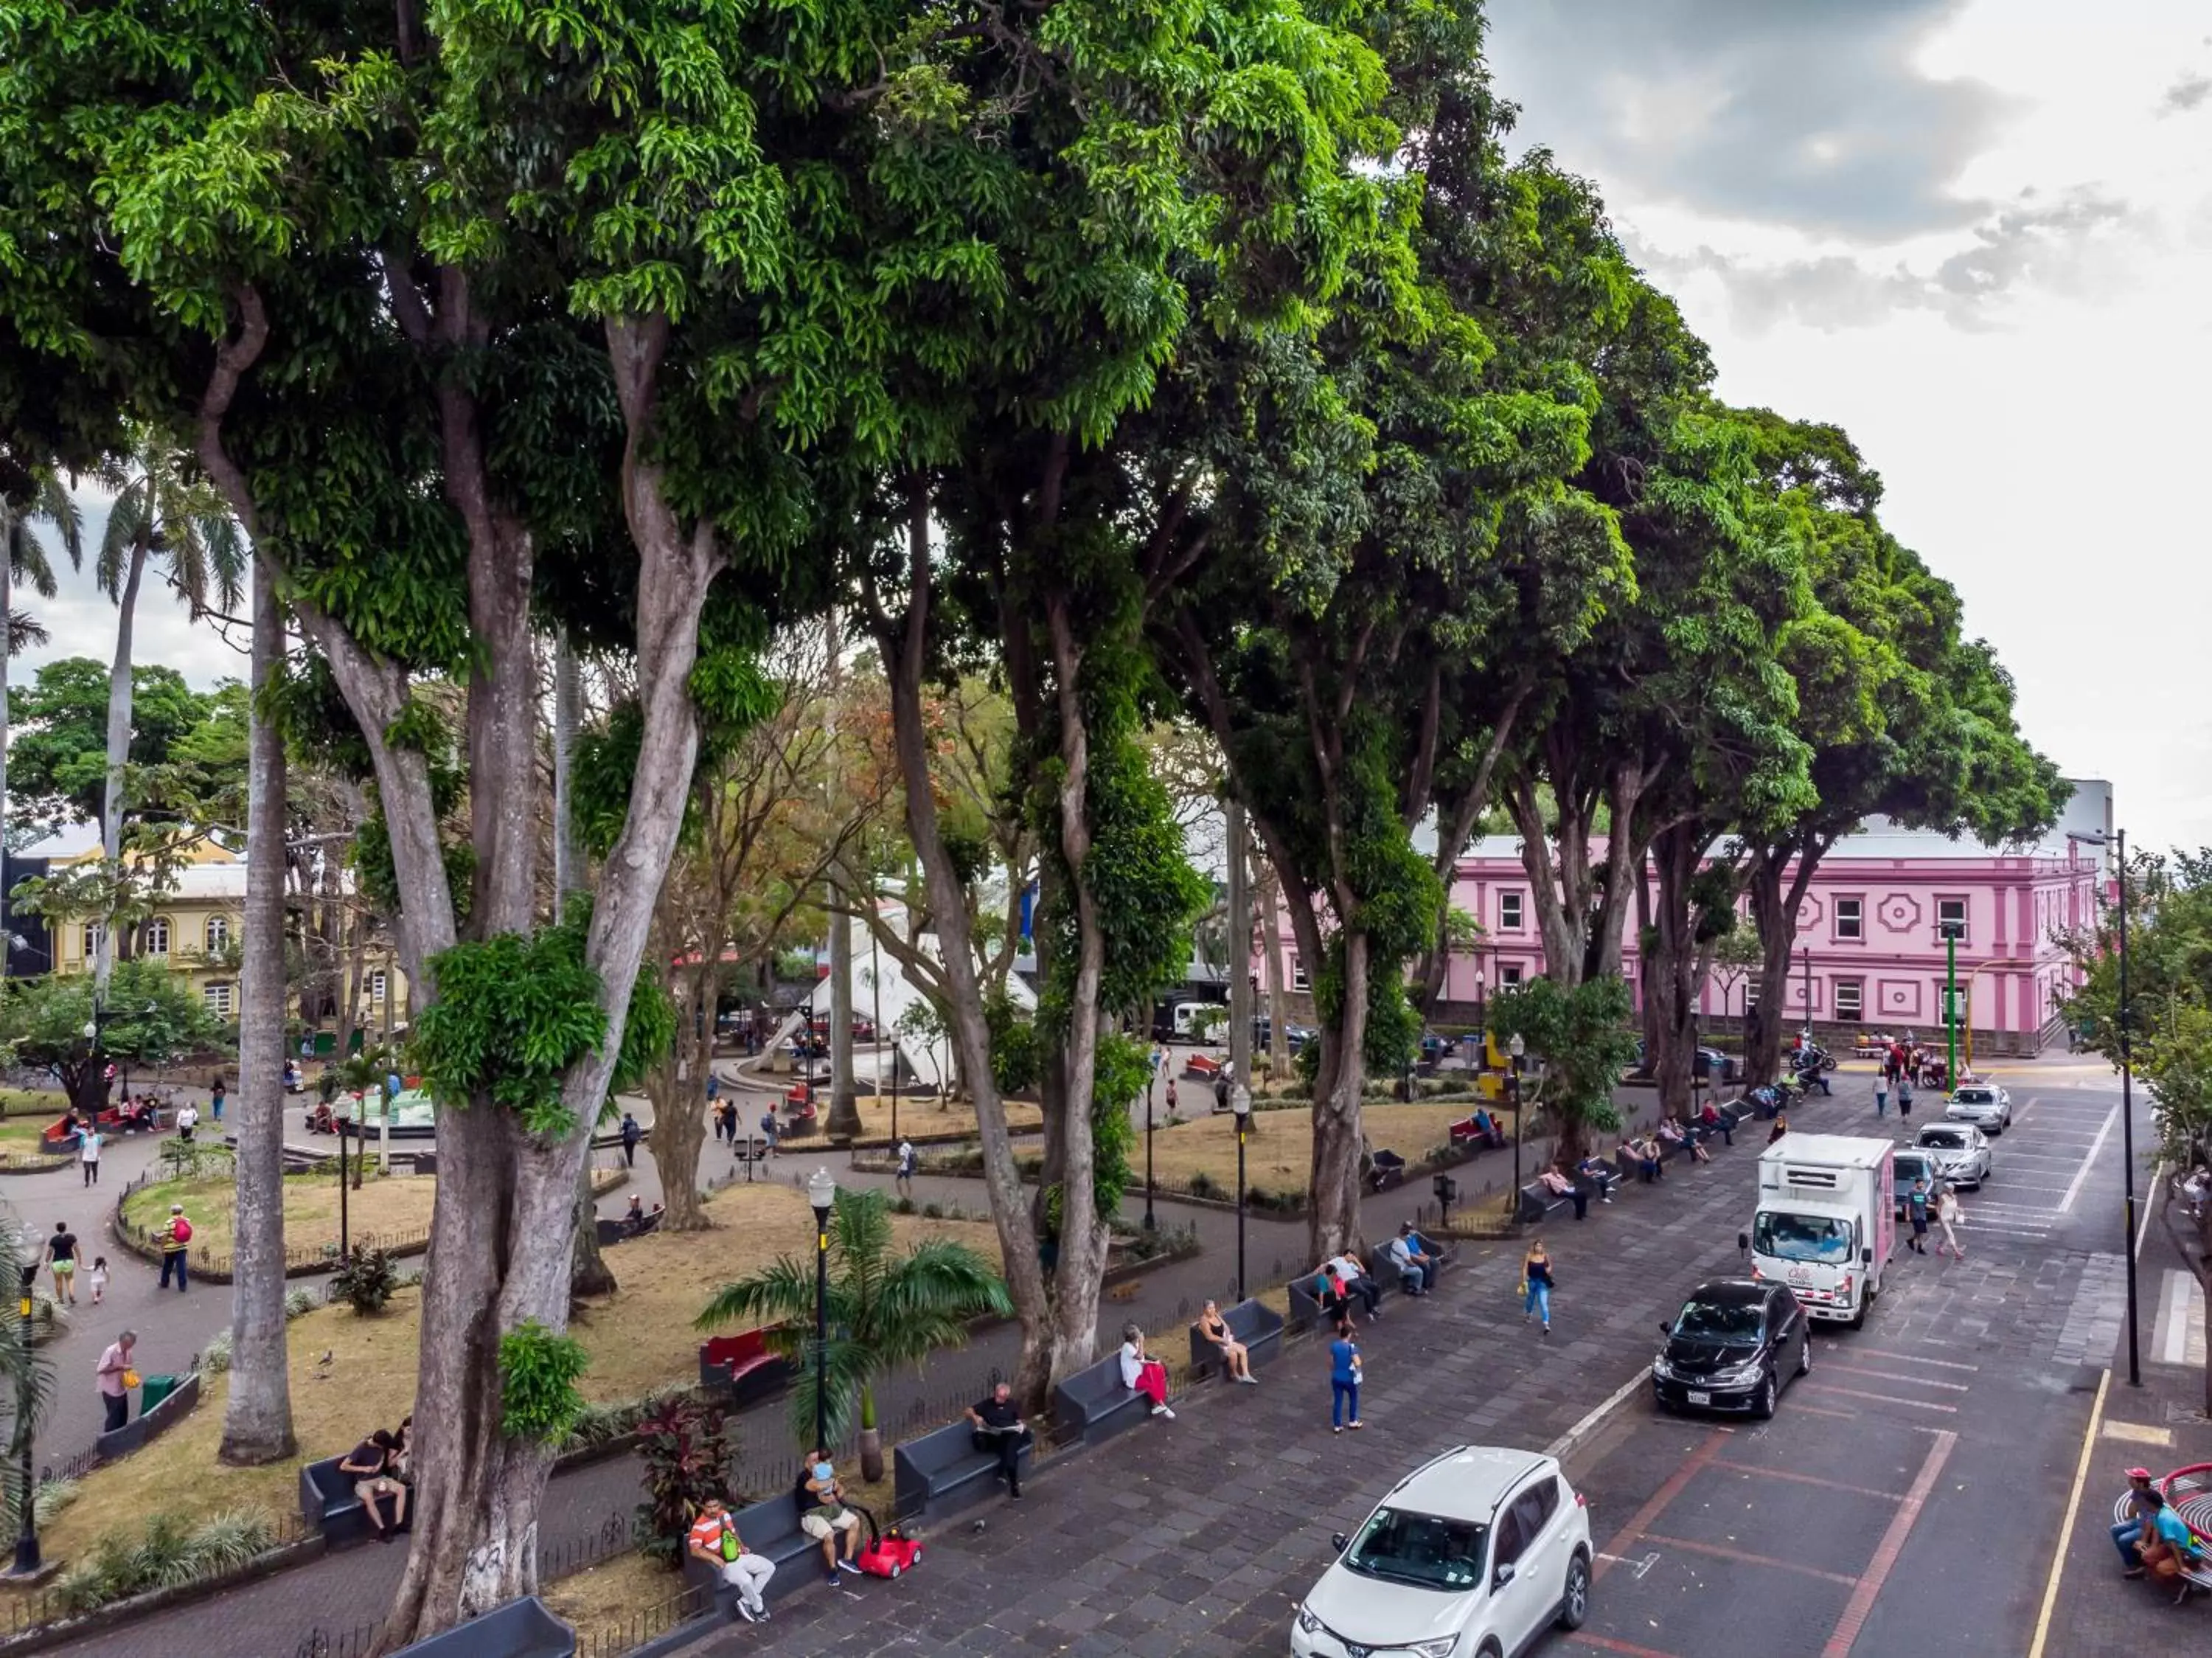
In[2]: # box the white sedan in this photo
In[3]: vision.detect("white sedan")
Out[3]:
[1945,1081,2012,1131]
[1293,1446,1592,1658]
[1915,1123,1992,1189]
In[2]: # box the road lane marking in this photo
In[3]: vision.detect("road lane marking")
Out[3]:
[1641,1532,1859,1586]
[1822,1427,1958,1657]
[2027,1367,2110,1658]
[1592,1429,1725,1582]
[1851,1347,1978,1371]
[1790,1403,1862,1421]
[2099,1420,2173,1447]
[1571,1637,1683,1658]
[1711,1460,1893,1499]
[1822,1362,1972,1392]
[2058,1104,2119,1214]
[1550,1364,1656,1463]
[1593,1550,1660,1579]
[1803,1383,1957,1414]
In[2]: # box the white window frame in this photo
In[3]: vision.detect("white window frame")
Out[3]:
[1499,891,1526,932]
[205,915,230,952]
[83,923,104,961]
[371,969,389,1004]
[1500,963,1524,987]
[1834,978,1864,1019]
[1290,957,1309,993]
[203,982,234,1018]
[1833,896,1863,941]
[144,918,170,957]
[1936,896,1969,944]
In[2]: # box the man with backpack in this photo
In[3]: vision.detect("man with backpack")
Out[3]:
[159,1204,192,1290]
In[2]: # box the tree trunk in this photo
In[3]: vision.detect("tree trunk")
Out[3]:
[654,981,712,1232]
[95,531,150,1003]
[222,549,297,1463]
[1307,929,1371,1261]
[1,527,12,1002]
[1746,838,1823,1084]
[823,613,860,1140]
[552,630,616,1296]
[1647,824,1705,1123]
[1260,864,1291,1077]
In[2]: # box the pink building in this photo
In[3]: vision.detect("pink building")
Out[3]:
[1260,790,2111,1058]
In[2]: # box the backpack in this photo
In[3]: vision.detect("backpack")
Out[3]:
[171,1217,193,1243]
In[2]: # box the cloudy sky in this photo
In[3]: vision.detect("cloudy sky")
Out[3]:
[1486,0,2212,850]
[15,1,2209,853]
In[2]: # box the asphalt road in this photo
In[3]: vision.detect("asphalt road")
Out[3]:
[1554,1059,2141,1658]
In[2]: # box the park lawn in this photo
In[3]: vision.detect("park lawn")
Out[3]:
[0,1088,69,1121]
[774,1091,1043,1146]
[120,1168,442,1264]
[7,1184,1003,1606]
[1144,1102,1517,1202]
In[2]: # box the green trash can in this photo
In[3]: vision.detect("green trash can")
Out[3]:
[139,1373,179,1413]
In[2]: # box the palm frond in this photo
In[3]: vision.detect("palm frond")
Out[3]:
[199,515,247,613]
[8,608,50,657]
[96,482,150,599]
[695,1254,816,1339]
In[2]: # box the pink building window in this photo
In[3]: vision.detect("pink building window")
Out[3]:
[1290,956,1308,992]
[1834,978,1863,1019]
[1936,897,1969,945]
[1500,963,1523,987]
[1833,896,1864,941]
[1499,891,1525,932]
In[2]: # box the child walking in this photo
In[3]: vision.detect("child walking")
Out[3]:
[88,1257,108,1305]
[1329,1325,1363,1432]
[1935,1186,1966,1259]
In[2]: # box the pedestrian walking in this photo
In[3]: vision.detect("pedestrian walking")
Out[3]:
[1329,1324,1363,1432]
[95,1330,136,1433]
[619,1111,641,1170]
[1896,1076,1913,1123]
[760,1109,779,1156]
[88,1256,108,1305]
[1905,1179,1930,1254]
[895,1138,917,1199]
[175,1100,199,1145]
[1874,1077,1888,1118]
[79,1125,102,1187]
[1935,1185,1965,1258]
[44,1220,79,1305]
[1165,1078,1179,1119]
[209,1077,226,1123]
[1522,1237,1554,1334]
[158,1204,192,1290]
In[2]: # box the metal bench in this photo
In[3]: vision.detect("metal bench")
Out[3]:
[698,1331,793,1408]
[1515,1182,1576,1224]
[2113,1486,2212,1594]
[299,1452,409,1548]
[1051,1352,1155,1449]
[1186,1297,1287,1381]
[387,1595,573,1657]
[1364,1238,1458,1294]
[893,1419,1033,1521]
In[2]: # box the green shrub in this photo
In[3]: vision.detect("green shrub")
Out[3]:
[201,1330,232,1374]
[284,1286,322,1319]
[499,1319,590,1443]
[52,1508,278,1614]
[1186,1170,1219,1199]
[920,1201,944,1220]
[330,1247,399,1315]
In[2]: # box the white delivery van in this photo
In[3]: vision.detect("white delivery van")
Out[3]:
[1751,1134,1896,1328]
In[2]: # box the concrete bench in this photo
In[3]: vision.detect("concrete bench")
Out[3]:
[387,1595,572,1657]
[1186,1297,1286,1381]
[94,1369,201,1460]
[1051,1353,1155,1449]
[680,1488,835,1612]
[1515,1182,1576,1224]
[697,1331,793,1409]
[893,1419,1033,1521]
[1364,1238,1457,1295]
[299,1450,410,1548]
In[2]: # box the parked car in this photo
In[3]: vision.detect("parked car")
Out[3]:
[1944,1081,2013,1132]
[1292,1446,1592,1658]
[1252,1016,1317,1054]
[1651,1280,1812,1420]
[1891,1146,1945,1216]
[1913,1123,1992,1189]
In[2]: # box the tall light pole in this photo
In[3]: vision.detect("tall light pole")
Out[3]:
[1143,1064,1158,1234]
[807,1168,836,1449]
[1942,923,1960,1092]
[1507,1033,1526,1202]
[10,1257,37,1576]
[1800,946,1812,1046]
[1231,1086,1251,1302]
[2069,828,2140,1387]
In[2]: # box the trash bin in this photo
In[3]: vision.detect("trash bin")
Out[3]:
[139,1373,179,1413]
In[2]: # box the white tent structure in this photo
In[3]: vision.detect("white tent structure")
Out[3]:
[773,906,1036,1096]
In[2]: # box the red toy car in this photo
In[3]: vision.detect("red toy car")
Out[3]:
[856,1524,923,1579]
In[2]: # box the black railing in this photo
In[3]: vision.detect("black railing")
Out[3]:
[577,1583,712,1657]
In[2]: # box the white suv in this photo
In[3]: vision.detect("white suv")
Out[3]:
[1291,1446,1592,1658]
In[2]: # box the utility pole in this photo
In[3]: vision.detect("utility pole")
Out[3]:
[1226,802,1253,1103]
[1944,927,1958,1093]
[2118,828,2140,1387]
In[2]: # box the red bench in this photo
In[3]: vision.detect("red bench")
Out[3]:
[1183,1054,1221,1081]
[698,1329,795,1409]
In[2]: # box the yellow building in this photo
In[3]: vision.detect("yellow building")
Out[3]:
[49,842,408,1028]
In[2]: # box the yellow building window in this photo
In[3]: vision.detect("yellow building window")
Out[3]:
[206,915,230,951]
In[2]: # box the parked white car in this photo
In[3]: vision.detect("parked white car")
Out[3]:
[1292,1446,1591,1658]
[1914,1123,1992,1189]
[1944,1081,2013,1131]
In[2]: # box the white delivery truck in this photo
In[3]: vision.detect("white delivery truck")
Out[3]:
[1750,1134,1896,1328]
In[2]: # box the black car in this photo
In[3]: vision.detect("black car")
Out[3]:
[1651,1280,1812,1420]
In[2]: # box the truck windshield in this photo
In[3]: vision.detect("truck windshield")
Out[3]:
[1753,1211,1854,1266]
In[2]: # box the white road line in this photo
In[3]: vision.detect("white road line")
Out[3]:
[2060,1107,2118,1215]
[1823,1363,1972,1392]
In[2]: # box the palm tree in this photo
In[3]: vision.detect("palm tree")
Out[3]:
[0,1217,58,1539]
[1,471,83,996]
[92,432,246,999]
[696,1187,1011,1478]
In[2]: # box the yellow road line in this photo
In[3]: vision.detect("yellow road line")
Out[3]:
[2027,1366,2111,1658]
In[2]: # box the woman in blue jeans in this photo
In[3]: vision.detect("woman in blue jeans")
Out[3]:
[1329,1325,1363,1432]
[1523,1238,1554,1335]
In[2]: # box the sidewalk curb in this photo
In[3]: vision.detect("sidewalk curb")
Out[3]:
[1546,1364,1650,1466]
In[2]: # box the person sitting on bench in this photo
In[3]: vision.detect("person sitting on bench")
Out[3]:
[1658,1117,1710,1165]
[964,1381,1033,1498]
[1576,1154,1618,1201]
[1194,1300,1259,1384]
[1387,1224,1437,1293]
[1697,1097,1732,1146]
[1118,1325,1176,1419]
[2135,1487,2208,1602]
[1327,1253,1384,1320]
[801,1453,866,1584]
[1537,1163,1587,1220]
[1470,1109,1504,1148]
[1630,1135,1663,1182]
[689,1496,774,1623]
[340,1428,408,1541]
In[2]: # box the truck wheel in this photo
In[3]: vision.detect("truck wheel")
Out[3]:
[1848,1298,1867,1331]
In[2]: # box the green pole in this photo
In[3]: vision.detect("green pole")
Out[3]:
[1945,930,1957,1091]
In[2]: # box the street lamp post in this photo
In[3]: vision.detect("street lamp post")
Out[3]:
[1473,971,1487,1075]
[807,1168,836,1449]
[1232,1086,1251,1302]
[10,1258,37,1576]
[1507,1033,1526,1201]
[1143,1068,1158,1233]
[2070,828,2140,1388]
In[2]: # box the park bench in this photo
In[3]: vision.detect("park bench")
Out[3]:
[94,1369,201,1460]
[1447,1114,1506,1153]
[893,1418,1034,1522]
[1051,1352,1155,1449]
[1184,1052,1221,1081]
[681,1487,837,1611]
[1186,1297,1286,1381]
[2111,1490,2212,1595]
[1364,1238,1458,1296]
[299,1450,410,1549]
[1515,1182,1576,1224]
[697,1330,793,1408]
[1366,1148,1408,1192]
[386,1595,572,1657]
